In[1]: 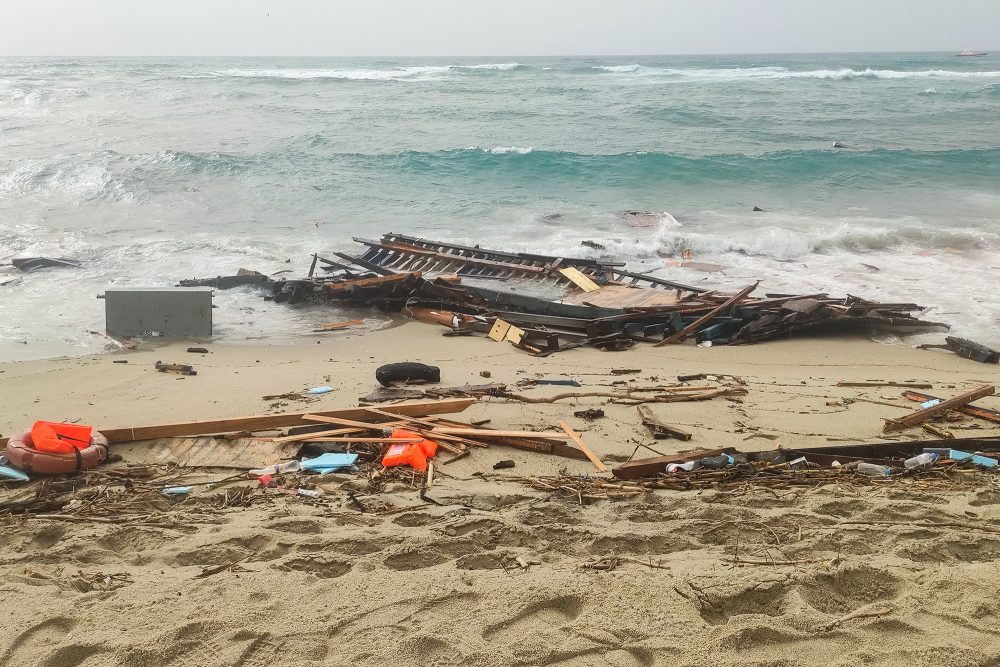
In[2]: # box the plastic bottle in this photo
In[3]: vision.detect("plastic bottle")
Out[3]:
[666,461,699,473]
[856,462,892,476]
[904,452,938,469]
[162,486,193,495]
[297,488,322,498]
[248,461,301,477]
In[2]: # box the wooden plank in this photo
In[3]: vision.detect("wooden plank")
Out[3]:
[636,405,693,441]
[273,427,366,443]
[902,390,1000,425]
[113,437,300,469]
[557,420,607,472]
[367,409,591,461]
[558,267,601,292]
[837,381,933,389]
[302,414,396,430]
[91,398,476,444]
[430,428,572,439]
[883,385,995,432]
[298,437,425,443]
[321,272,420,294]
[655,282,758,346]
[562,284,683,309]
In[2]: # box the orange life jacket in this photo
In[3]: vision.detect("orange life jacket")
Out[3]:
[381,428,439,471]
[30,421,93,454]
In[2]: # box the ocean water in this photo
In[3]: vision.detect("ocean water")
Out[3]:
[2,53,999,360]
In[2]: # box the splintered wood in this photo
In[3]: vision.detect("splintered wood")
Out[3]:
[883,385,995,432]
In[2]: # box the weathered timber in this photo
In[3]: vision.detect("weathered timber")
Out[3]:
[655,283,758,346]
[61,398,477,446]
[838,381,934,389]
[903,390,1000,425]
[883,386,995,432]
[636,405,693,441]
[558,420,608,472]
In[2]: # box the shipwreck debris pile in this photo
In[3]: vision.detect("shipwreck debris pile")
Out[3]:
[179,232,948,355]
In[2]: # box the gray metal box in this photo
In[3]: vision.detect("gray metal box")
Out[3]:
[105,288,213,337]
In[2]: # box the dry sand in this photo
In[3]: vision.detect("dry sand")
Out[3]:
[2,324,1000,667]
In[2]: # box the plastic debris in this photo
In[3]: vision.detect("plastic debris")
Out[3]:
[299,452,359,474]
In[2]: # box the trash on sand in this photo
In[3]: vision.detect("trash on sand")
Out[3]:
[306,386,333,395]
[376,362,441,387]
[0,464,30,482]
[187,347,209,354]
[162,486,194,495]
[5,424,110,475]
[948,450,998,468]
[297,488,322,498]
[381,429,439,471]
[573,408,605,420]
[299,452,359,473]
[903,452,938,469]
[156,361,197,376]
[248,461,302,477]
[493,460,516,470]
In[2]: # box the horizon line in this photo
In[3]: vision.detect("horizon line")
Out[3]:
[0,49,993,59]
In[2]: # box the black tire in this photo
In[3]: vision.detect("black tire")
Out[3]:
[375,362,441,387]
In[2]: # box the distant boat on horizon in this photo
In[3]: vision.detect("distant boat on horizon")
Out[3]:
[956,49,988,57]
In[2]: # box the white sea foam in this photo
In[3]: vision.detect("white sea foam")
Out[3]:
[592,65,1000,81]
[483,146,534,154]
[215,63,522,81]
[454,63,523,71]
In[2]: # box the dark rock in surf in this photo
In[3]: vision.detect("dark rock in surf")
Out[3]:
[10,257,82,272]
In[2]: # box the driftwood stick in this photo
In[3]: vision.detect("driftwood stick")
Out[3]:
[497,388,745,405]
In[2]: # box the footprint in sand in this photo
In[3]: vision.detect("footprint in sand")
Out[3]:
[3,617,110,667]
[482,595,584,643]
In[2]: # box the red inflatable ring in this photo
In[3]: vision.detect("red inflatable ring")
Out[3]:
[5,429,110,475]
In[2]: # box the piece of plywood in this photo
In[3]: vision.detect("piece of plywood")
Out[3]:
[504,324,526,345]
[562,284,683,309]
[114,437,299,469]
[488,319,512,342]
[558,267,601,293]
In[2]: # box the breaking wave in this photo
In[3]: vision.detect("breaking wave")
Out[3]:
[654,220,1000,260]
[590,66,1000,81]
[214,63,525,81]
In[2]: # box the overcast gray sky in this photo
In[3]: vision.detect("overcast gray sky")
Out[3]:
[2,0,997,56]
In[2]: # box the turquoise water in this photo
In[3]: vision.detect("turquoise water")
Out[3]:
[2,53,999,358]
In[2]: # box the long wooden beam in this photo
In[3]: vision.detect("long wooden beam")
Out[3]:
[883,386,995,432]
[903,390,1000,424]
[16,398,478,446]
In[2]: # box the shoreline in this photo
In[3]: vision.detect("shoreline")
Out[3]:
[3,322,997,452]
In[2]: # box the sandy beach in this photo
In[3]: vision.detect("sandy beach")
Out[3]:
[2,325,1000,667]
